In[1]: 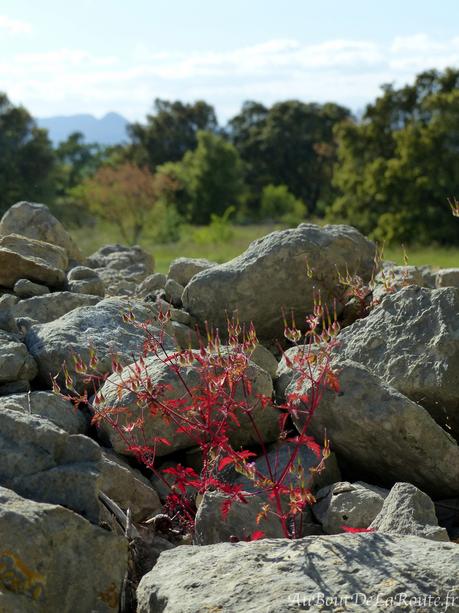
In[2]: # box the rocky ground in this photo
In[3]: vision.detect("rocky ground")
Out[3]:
[0,201,458,612]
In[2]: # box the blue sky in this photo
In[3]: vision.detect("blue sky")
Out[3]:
[1,0,459,121]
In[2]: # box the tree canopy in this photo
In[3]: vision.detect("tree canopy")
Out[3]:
[128,99,218,170]
[228,100,350,215]
[0,93,55,214]
[328,68,459,245]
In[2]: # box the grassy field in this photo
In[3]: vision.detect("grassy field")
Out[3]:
[70,221,459,273]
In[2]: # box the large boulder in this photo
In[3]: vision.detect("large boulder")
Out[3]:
[13,291,101,324]
[0,330,37,391]
[436,268,459,288]
[0,234,67,288]
[182,224,376,340]
[97,353,279,457]
[25,297,173,392]
[0,201,83,264]
[337,286,459,438]
[137,533,459,612]
[370,482,449,542]
[0,486,126,612]
[284,359,459,498]
[86,244,154,296]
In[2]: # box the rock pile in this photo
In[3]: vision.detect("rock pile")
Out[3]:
[0,200,458,612]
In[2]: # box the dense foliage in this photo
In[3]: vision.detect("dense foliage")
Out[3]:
[329,69,459,245]
[1,67,458,245]
[0,93,55,215]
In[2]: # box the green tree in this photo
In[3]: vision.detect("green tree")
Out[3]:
[128,99,218,169]
[159,131,245,224]
[228,100,350,215]
[329,68,459,245]
[55,131,105,194]
[0,93,55,214]
[260,184,307,224]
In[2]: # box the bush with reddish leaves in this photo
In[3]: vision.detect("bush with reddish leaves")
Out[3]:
[56,296,340,541]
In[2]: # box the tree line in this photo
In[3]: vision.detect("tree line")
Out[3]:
[1,67,458,245]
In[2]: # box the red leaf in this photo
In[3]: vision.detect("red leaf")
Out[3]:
[341,525,375,533]
[218,456,234,471]
[249,530,265,541]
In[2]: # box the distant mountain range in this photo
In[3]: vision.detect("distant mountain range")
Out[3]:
[36,112,130,146]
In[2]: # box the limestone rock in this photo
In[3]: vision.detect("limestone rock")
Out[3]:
[0,330,37,389]
[137,533,459,613]
[436,268,459,288]
[136,273,167,297]
[0,391,87,434]
[313,481,389,534]
[67,265,105,297]
[86,244,154,296]
[13,291,101,324]
[0,486,127,613]
[13,278,50,298]
[25,297,172,392]
[97,354,279,457]
[0,234,67,288]
[337,286,459,438]
[164,278,184,308]
[182,224,376,340]
[167,257,216,287]
[288,359,459,498]
[370,482,449,541]
[0,201,83,264]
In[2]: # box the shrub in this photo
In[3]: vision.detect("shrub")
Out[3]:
[260,185,307,224]
[193,206,235,245]
[57,299,340,540]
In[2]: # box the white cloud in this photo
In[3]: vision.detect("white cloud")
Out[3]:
[1,33,458,120]
[0,15,31,34]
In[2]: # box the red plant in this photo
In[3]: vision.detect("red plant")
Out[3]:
[56,300,340,540]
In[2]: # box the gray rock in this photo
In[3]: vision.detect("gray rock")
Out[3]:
[67,266,105,296]
[0,234,67,288]
[182,224,376,340]
[164,278,184,308]
[289,359,459,498]
[0,201,83,264]
[13,278,50,298]
[0,329,37,388]
[0,486,126,613]
[167,257,216,286]
[99,449,161,522]
[370,482,449,541]
[97,353,279,457]
[436,268,459,288]
[137,533,459,613]
[338,286,459,438]
[0,391,87,434]
[86,244,154,296]
[13,291,101,324]
[0,293,18,332]
[170,307,191,326]
[313,481,389,534]
[25,297,172,392]
[170,321,200,349]
[231,442,341,495]
[194,491,286,544]
[0,406,161,523]
[248,344,278,379]
[0,380,31,395]
[0,407,103,522]
[137,273,167,297]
